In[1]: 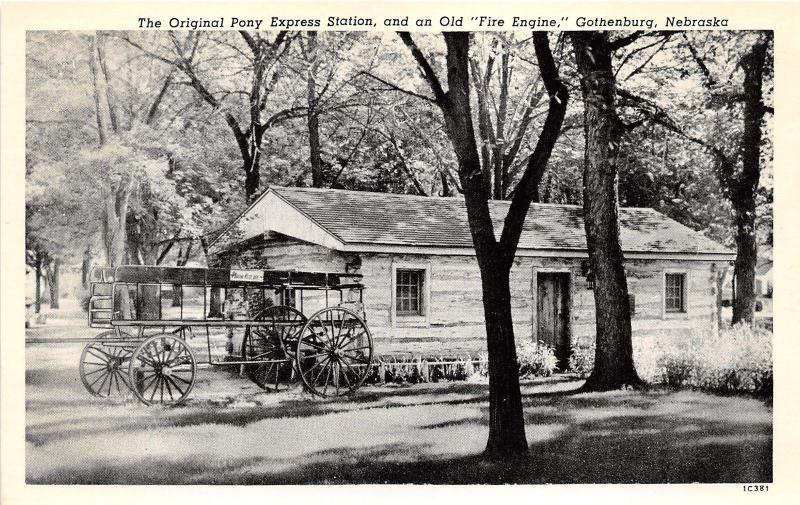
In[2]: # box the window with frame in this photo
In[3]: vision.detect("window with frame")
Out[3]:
[396,269,425,316]
[665,273,686,313]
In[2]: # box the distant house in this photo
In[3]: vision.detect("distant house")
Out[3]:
[209,186,735,362]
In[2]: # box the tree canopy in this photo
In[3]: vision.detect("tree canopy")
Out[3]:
[26,29,772,308]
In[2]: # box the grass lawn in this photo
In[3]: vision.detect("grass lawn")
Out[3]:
[25,340,772,484]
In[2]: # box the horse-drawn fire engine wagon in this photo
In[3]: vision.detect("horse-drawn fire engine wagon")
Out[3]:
[81,266,374,405]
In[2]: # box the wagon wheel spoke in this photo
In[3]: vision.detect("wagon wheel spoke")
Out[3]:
[312,359,331,392]
[116,369,131,390]
[132,353,157,367]
[332,316,346,348]
[162,341,177,365]
[339,360,354,388]
[113,369,126,396]
[339,359,358,385]
[327,311,337,348]
[86,347,113,362]
[143,376,160,400]
[316,361,333,388]
[303,356,331,385]
[163,375,174,400]
[336,330,367,351]
[170,374,193,386]
[165,350,190,367]
[321,364,333,396]
[146,376,159,402]
[95,371,111,396]
[302,355,330,378]
[109,370,120,395]
[106,369,116,396]
[165,375,185,397]
[87,368,109,389]
[299,339,326,352]
[82,361,108,368]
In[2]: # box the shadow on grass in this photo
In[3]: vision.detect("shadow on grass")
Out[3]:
[30,383,772,484]
[26,344,772,484]
[232,411,771,484]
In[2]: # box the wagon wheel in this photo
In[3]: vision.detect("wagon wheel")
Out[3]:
[79,330,138,398]
[128,333,196,406]
[296,307,373,397]
[256,305,307,359]
[241,306,306,391]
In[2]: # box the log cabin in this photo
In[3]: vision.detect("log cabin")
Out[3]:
[209,186,735,364]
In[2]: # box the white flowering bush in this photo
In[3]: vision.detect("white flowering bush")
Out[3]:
[569,344,595,378]
[573,324,772,396]
[516,340,559,378]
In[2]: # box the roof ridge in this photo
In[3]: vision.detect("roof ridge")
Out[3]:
[271,185,663,211]
[271,185,463,202]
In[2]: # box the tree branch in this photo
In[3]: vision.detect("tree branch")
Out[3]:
[145,69,175,125]
[609,31,646,50]
[682,34,716,88]
[499,32,568,261]
[239,30,258,54]
[358,70,437,103]
[397,32,447,103]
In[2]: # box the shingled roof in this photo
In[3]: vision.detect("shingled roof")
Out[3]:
[220,186,733,257]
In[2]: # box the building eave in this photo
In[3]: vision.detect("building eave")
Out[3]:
[338,242,735,261]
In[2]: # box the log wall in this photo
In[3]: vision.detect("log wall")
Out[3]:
[223,237,724,356]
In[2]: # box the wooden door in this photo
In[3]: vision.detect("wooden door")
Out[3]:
[537,273,570,370]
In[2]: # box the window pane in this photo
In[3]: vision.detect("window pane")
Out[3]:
[396,269,424,315]
[665,274,685,313]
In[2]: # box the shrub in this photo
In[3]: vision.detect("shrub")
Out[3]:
[566,325,771,397]
[516,340,558,378]
[475,352,490,377]
[569,344,595,378]
[636,324,772,396]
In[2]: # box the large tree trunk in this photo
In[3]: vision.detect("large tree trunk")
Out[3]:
[398,31,566,458]
[482,268,527,456]
[731,36,769,325]
[732,203,758,325]
[440,33,529,456]
[243,154,260,202]
[572,32,644,391]
[103,181,134,318]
